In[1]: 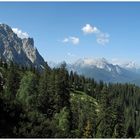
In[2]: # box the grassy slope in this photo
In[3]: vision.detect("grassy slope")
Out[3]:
[70,90,100,114]
[70,90,100,137]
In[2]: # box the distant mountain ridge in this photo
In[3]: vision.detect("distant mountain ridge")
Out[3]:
[49,58,140,85]
[0,24,45,70]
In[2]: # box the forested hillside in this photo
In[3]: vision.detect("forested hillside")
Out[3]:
[0,60,140,138]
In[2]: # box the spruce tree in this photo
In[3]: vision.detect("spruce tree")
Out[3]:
[37,66,55,117]
[113,105,125,138]
[5,62,20,100]
[16,72,38,110]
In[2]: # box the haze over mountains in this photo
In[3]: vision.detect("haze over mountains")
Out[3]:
[0,23,140,85]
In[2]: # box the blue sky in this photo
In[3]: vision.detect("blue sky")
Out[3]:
[0,2,140,64]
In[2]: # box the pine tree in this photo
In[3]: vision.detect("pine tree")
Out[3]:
[37,66,55,117]
[96,86,115,138]
[16,72,38,110]
[53,107,70,138]
[55,63,70,109]
[5,62,20,100]
[113,105,125,138]
[0,75,3,93]
[73,72,79,90]
[69,71,74,89]
[0,58,2,67]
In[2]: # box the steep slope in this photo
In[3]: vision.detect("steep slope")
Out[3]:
[0,24,45,70]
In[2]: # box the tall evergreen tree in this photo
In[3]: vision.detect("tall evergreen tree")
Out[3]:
[37,66,55,117]
[113,105,125,138]
[4,62,20,100]
[16,72,38,110]
[55,63,70,109]
[0,75,3,93]
[96,86,115,138]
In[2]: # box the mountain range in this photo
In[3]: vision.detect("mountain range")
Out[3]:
[0,23,140,85]
[49,58,140,85]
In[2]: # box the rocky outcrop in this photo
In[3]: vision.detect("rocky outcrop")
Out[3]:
[0,24,45,70]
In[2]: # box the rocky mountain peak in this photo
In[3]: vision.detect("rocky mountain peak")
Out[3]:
[0,24,13,33]
[0,24,45,70]
[0,24,19,42]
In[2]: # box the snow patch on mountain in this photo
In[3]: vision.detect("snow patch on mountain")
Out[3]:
[72,57,123,74]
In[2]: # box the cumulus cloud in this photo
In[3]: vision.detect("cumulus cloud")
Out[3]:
[12,28,29,39]
[81,24,109,46]
[82,24,99,34]
[62,36,79,45]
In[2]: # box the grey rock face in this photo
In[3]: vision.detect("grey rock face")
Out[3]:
[0,24,45,70]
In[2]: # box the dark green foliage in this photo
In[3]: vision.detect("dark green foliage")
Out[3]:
[14,111,53,138]
[1,61,140,138]
[113,105,125,138]
[96,86,115,138]
[4,62,20,100]
[0,75,3,92]
[0,97,23,137]
[53,107,71,138]
[126,124,135,138]
[16,72,38,110]
[70,90,97,138]
[37,67,56,117]
[55,63,70,109]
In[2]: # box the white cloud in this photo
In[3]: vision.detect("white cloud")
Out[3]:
[69,37,79,45]
[12,28,29,39]
[82,24,109,46]
[82,24,99,34]
[63,38,69,43]
[62,36,79,45]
